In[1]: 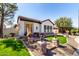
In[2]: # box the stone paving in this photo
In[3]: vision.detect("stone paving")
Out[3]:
[28,43,75,56]
[20,35,79,56]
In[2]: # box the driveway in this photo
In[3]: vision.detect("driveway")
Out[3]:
[75,36,79,44]
[67,35,79,49]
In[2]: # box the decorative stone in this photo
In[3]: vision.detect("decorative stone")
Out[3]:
[52,38,58,47]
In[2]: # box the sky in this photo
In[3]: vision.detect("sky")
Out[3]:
[14,3,79,28]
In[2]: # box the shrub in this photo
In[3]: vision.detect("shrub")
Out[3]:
[0,39,30,56]
[2,39,24,51]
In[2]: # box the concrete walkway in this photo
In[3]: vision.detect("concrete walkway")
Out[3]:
[75,36,79,45]
[68,35,79,49]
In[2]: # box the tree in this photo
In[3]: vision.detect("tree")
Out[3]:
[0,3,18,38]
[55,17,72,33]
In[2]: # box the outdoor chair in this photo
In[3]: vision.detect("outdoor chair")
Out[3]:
[43,48,56,56]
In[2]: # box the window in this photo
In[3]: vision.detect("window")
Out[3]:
[44,25,46,32]
[50,26,52,32]
[44,25,52,33]
[36,26,38,30]
[47,26,49,32]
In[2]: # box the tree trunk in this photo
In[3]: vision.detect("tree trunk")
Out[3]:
[0,4,4,38]
[0,14,4,38]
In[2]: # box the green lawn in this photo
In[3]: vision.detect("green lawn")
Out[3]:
[46,35,67,44]
[0,38,30,56]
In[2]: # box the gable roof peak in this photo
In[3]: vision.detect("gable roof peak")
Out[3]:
[41,19,55,25]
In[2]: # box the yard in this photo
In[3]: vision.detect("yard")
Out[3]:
[0,38,30,56]
[46,35,67,44]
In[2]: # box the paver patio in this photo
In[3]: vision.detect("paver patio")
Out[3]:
[20,35,79,56]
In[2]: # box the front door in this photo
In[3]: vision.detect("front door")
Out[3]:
[26,24,32,36]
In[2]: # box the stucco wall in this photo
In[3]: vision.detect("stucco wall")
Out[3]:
[33,23,41,33]
[18,20,25,36]
[18,19,55,36]
[41,20,54,33]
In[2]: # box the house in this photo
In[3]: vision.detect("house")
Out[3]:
[17,16,58,37]
[3,24,17,37]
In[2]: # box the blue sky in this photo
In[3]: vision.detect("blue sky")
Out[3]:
[14,3,79,28]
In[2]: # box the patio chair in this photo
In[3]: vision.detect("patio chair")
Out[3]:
[43,48,56,56]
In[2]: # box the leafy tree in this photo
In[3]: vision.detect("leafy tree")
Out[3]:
[55,17,72,33]
[71,27,79,33]
[0,3,18,38]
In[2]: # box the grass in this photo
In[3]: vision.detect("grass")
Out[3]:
[47,36,55,41]
[46,35,67,44]
[0,38,30,56]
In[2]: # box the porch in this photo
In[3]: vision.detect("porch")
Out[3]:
[24,21,34,36]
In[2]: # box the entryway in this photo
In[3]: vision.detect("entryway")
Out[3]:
[25,24,32,36]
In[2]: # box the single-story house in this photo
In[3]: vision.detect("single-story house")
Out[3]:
[17,16,58,37]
